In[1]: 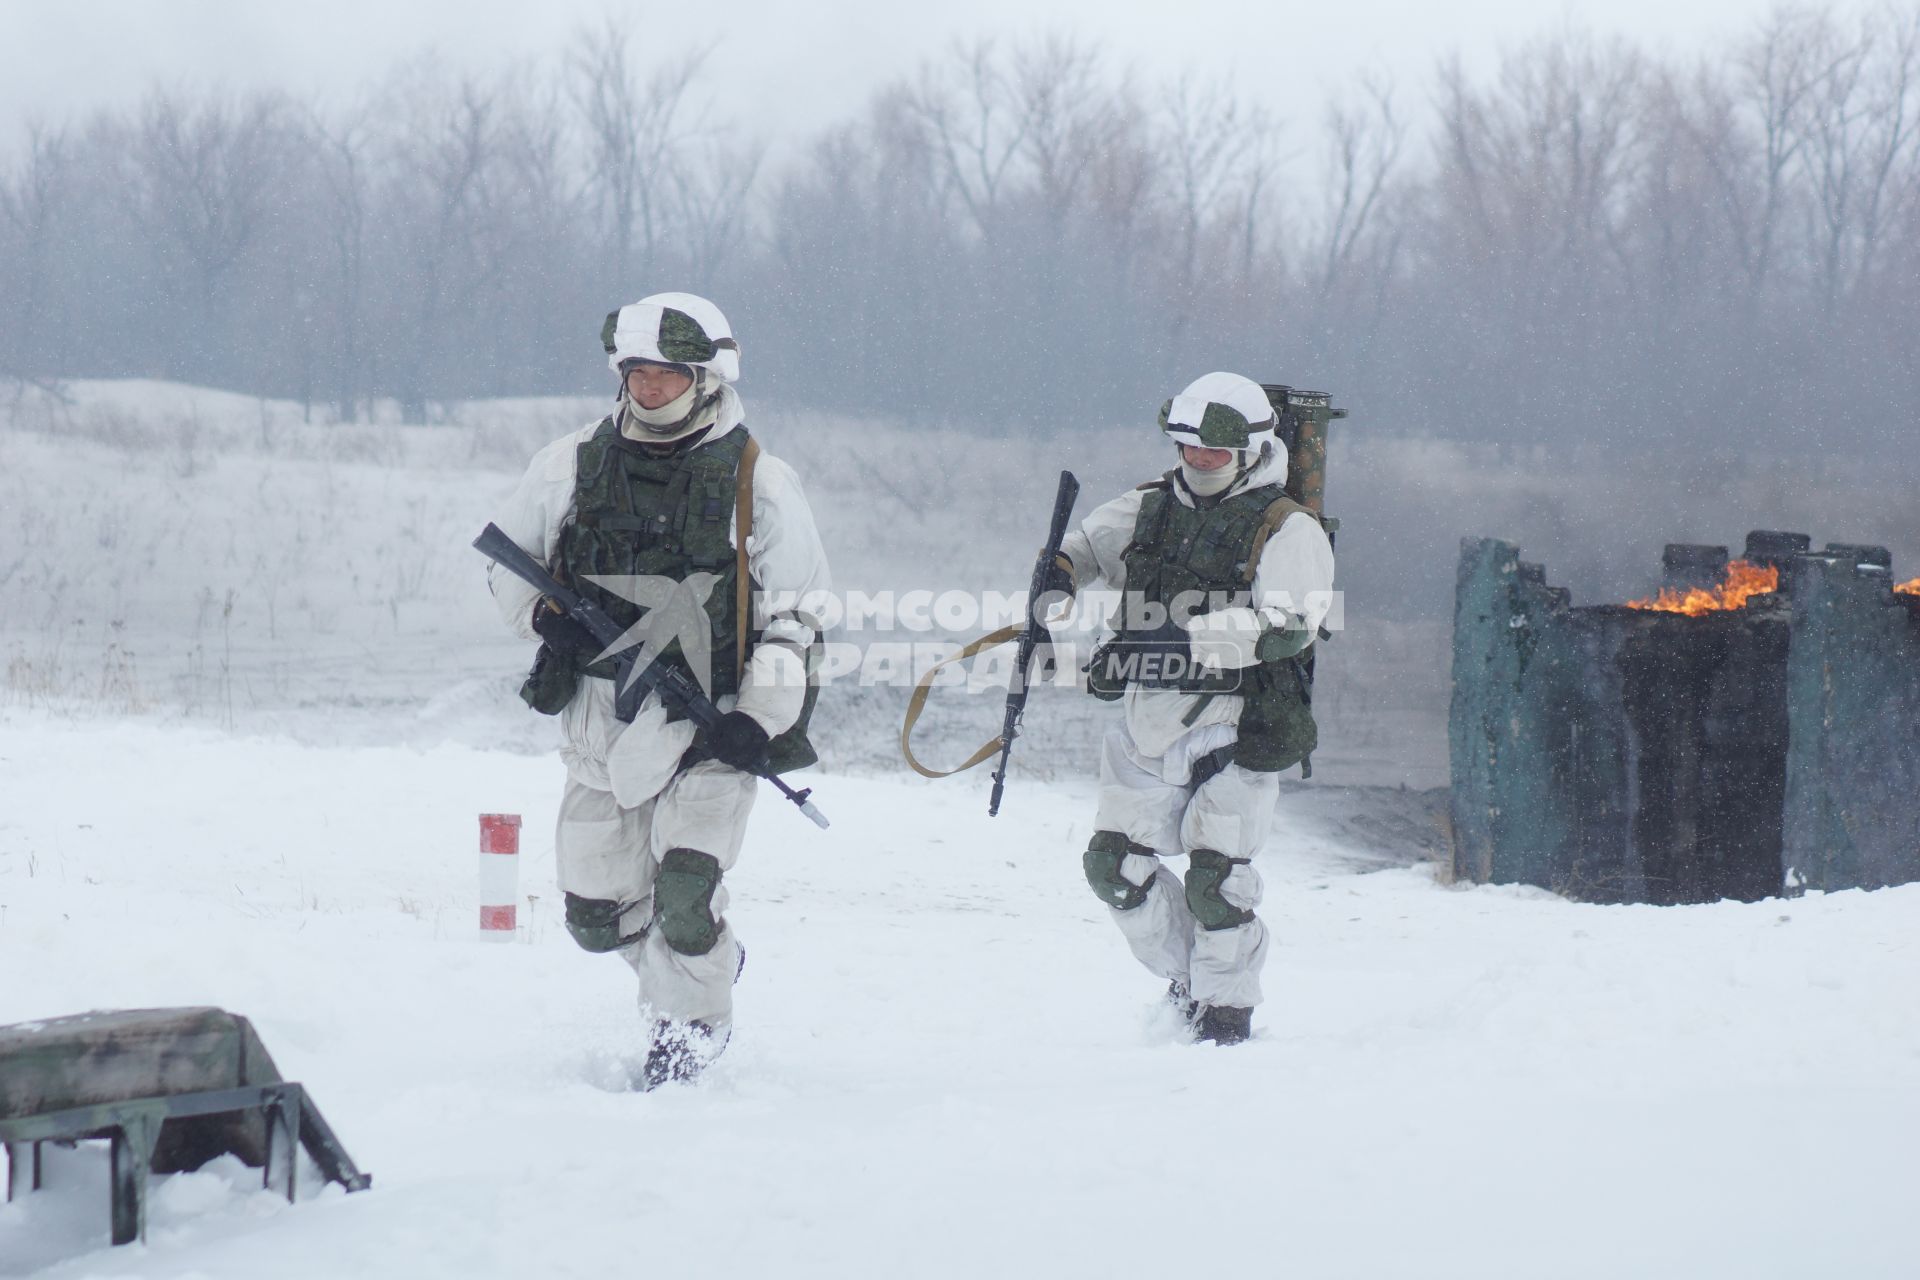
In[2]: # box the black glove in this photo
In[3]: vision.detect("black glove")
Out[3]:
[531,599,601,659]
[1031,552,1075,632]
[1040,552,1075,600]
[1103,617,1195,687]
[705,710,771,774]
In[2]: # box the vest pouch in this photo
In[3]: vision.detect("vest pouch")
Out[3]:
[519,644,580,716]
[1234,659,1317,772]
[1083,640,1128,701]
[1187,518,1252,583]
[763,638,825,775]
[764,687,820,774]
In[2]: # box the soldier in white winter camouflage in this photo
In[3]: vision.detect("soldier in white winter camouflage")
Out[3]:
[486,293,830,1089]
[1046,372,1337,1044]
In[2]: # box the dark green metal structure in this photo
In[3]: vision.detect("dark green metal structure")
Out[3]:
[1449,532,1919,903]
[1783,547,1920,891]
[1,1007,370,1246]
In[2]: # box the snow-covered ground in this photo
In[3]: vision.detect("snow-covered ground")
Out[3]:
[0,378,1453,786]
[3,380,1917,1276]
[2,713,1916,1278]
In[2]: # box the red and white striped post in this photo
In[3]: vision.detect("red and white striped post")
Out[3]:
[478,813,521,941]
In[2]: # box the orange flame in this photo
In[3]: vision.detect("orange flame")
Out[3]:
[1626,559,1781,615]
[1898,576,1920,597]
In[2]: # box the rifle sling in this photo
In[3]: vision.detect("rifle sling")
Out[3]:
[899,623,1023,778]
[734,436,760,683]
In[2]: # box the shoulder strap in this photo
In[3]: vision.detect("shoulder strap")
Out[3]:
[1243,494,1316,584]
[734,434,761,680]
[1122,476,1174,562]
[899,625,1023,777]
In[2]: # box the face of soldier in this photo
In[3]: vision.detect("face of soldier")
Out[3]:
[1180,444,1234,471]
[625,361,695,410]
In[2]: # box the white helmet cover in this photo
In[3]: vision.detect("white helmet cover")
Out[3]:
[1159,371,1278,452]
[602,291,740,382]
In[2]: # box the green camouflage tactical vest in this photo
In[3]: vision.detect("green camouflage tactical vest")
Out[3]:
[550,419,819,773]
[1115,475,1319,773]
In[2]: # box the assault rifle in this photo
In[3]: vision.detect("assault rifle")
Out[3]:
[988,470,1080,817]
[473,522,829,830]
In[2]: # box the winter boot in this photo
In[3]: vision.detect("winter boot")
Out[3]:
[636,1019,729,1091]
[1166,980,1199,1026]
[1195,1005,1252,1046]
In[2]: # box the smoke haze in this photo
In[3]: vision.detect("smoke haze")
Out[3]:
[4,5,1917,626]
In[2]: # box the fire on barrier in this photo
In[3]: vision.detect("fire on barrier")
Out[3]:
[1449,531,1920,903]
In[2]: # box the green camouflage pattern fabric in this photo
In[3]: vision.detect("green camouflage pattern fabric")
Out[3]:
[1083,830,1153,910]
[552,420,820,773]
[1159,398,1261,448]
[1184,849,1256,929]
[653,848,724,954]
[1288,414,1328,513]
[1260,385,1338,516]
[560,421,750,697]
[601,305,731,365]
[655,307,719,363]
[1120,480,1319,772]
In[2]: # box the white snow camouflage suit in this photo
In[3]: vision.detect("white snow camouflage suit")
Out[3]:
[1059,445,1335,1012]
[488,381,830,1033]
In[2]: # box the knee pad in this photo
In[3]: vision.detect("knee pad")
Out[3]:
[1185,849,1255,931]
[1083,830,1153,911]
[564,892,641,954]
[654,848,723,956]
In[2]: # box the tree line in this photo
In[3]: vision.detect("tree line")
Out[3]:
[2,7,1917,453]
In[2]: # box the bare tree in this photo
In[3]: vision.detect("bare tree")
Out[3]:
[309,105,374,420]
[474,73,586,396]
[1796,5,1920,310]
[374,65,503,417]
[1306,76,1407,305]
[1688,8,1832,298]
[1080,100,1158,275]
[1291,76,1410,373]
[1157,81,1274,287]
[1425,33,1649,442]
[672,140,766,291]
[123,90,295,374]
[1008,35,1119,233]
[902,39,1032,239]
[0,121,74,387]
[1,17,1916,455]
[1631,67,1733,312]
[568,19,710,285]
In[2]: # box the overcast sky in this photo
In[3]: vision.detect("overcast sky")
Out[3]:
[0,0,1822,159]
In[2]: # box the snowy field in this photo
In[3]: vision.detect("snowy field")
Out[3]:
[0,378,1453,785]
[8,377,1915,784]
[3,381,1918,1275]
[2,714,1915,1278]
